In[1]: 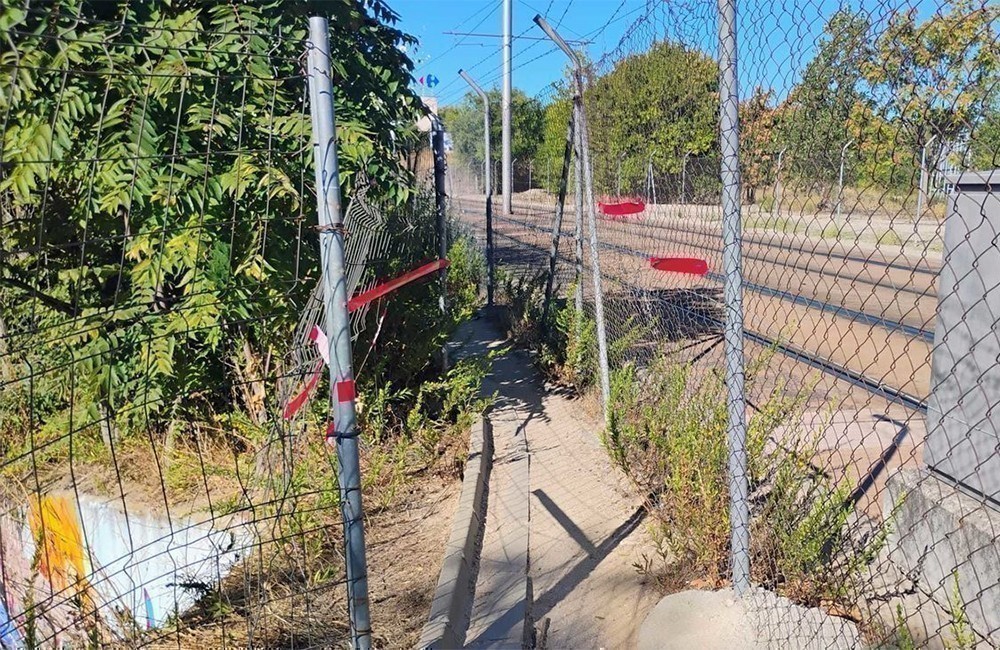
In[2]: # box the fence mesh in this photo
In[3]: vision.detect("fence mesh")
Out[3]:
[0,2,449,647]
[450,0,1000,647]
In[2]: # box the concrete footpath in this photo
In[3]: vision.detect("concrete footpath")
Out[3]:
[458,315,657,649]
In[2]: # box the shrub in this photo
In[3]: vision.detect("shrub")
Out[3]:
[604,351,885,606]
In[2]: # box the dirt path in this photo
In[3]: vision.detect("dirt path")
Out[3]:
[461,316,658,648]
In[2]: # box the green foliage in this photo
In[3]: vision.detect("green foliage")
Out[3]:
[441,88,545,190]
[864,1,1000,151]
[551,293,597,389]
[358,225,485,401]
[774,4,999,194]
[587,41,718,198]
[894,604,917,650]
[404,354,493,449]
[971,106,1000,169]
[532,96,574,193]
[494,269,547,344]
[0,1,423,449]
[777,10,873,189]
[945,573,977,650]
[604,352,885,605]
[353,226,487,450]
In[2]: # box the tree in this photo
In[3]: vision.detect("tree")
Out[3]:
[740,88,779,204]
[441,88,545,191]
[0,1,423,436]
[586,41,718,199]
[971,105,1000,169]
[864,0,1000,157]
[777,10,873,192]
[531,95,573,194]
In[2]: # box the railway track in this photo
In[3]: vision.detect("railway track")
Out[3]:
[477,208,935,341]
[458,198,933,411]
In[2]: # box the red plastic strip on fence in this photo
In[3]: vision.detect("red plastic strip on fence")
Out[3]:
[310,325,330,364]
[348,258,450,312]
[597,200,645,216]
[282,359,324,420]
[649,257,709,276]
[336,379,356,403]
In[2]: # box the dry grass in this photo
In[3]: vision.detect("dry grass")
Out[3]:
[135,423,469,649]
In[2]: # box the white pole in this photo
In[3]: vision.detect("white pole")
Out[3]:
[717,0,750,596]
[836,139,853,223]
[773,147,786,220]
[502,0,513,214]
[917,134,939,220]
[681,151,690,204]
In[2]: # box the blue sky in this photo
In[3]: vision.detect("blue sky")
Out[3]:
[385,0,939,108]
[388,0,679,106]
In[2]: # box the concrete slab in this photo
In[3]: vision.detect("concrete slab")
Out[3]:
[885,469,1000,647]
[465,318,533,650]
[460,314,657,649]
[638,589,758,650]
[639,589,862,650]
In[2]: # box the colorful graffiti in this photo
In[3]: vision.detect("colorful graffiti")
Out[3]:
[28,495,93,615]
[0,492,249,647]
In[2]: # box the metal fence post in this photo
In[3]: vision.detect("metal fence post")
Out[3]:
[431,116,450,368]
[307,16,372,647]
[681,151,690,204]
[459,70,494,306]
[773,146,786,220]
[837,139,853,223]
[573,113,585,320]
[716,0,750,596]
[646,153,657,205]
[535,14,612,422]
[542,110,576,329]
[576,97,612,420]
[917,134,939,220]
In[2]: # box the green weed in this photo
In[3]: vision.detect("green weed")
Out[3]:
[878,230,903,247]
[604,351,886,606]
[946,573,977,650]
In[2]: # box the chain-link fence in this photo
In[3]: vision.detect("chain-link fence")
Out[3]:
[0,2,461,647]
[450,0,1000,646]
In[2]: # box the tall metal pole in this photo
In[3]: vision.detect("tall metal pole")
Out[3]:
[616,154,623,196]
[460,69,494,307]
[647,153,657,205]
[716,0,750,596]
[431,116,449,368]
[573,119,584,319]
[681,151,690,204]
[917,134,938,220]
[307,17,372,647]
[836,139,853,223]
[773,147,786,220]
[502,0,513,215]
[542,108,576,329]
[535,14,612,423]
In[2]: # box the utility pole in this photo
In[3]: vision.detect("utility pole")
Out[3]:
[502,0,513,215]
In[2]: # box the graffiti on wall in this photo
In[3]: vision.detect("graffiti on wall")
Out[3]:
[0,492,249,647]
